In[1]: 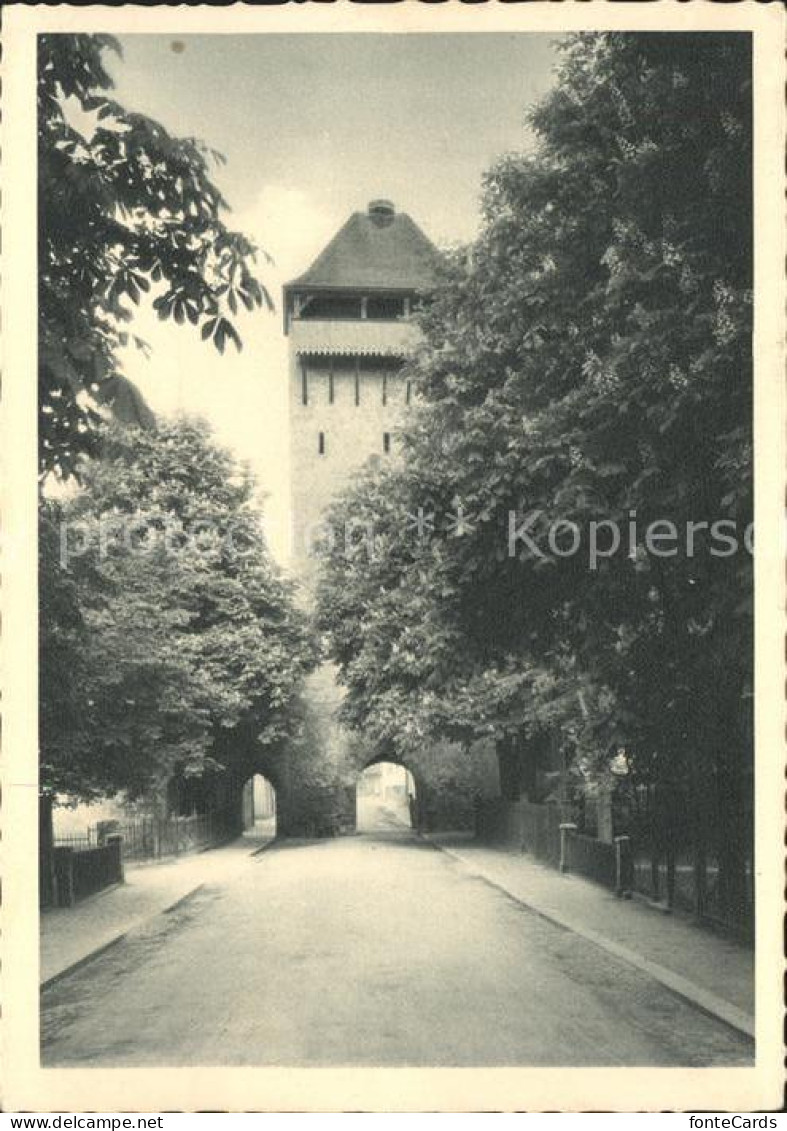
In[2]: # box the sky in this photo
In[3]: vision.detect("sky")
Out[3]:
[105,34,560,560]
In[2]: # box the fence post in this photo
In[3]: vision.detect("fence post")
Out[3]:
[614,834,632,898]
[559,822,576,874]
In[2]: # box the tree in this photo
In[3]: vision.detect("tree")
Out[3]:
[40,501,100,797]
[39,34,271,479]
[41,418,316,801]
[317,32,753,885]
[315,461,558,760]
[422,33,753,794]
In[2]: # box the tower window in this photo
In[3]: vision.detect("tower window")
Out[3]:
[318,432,326,455]
[382,372,388,407]
[354,359,360,406]
[406,380,412,405]
[301,361,308,406]
[383,432,391,454]
[367,295,405,321]
[328,367,334,405]
[300,294,362,321]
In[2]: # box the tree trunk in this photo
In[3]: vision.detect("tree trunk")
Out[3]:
[496,736,520,802]
[39,792,56,908]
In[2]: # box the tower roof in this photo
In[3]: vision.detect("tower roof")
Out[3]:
[95,374,156,431]
[286,201,443,293]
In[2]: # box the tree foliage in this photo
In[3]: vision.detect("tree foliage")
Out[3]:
[316,33,753,794]
[39,34,271,479]
[40,419,316,799]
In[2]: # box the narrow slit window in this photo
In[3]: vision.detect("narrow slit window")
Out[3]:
[301,361,308,406]
[328,366,334,405]
[354,359,360,406]
[406,380,412,405]
[383,432,391,454]
[318,432,326,455]
[382,372,388,407]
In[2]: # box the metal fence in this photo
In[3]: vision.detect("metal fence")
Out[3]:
[44,812,231,909]
[564,829,617,889]
[521,800,562,867]
[476,793,752,942]
[624,780,753,941]
[475,798,562,867]
[51,832,96,851]
[54,813,219,864]
[53,837,123,906]
[475,798,524,846]
[114,813,218,861]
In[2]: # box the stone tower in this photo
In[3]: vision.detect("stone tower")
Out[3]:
[278,200,496,836]
[284,198,442,575]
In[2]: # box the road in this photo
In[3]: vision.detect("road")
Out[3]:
[41,828,752,1067]
[356,794,412,834]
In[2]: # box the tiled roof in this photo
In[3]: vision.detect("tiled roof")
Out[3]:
[286,207,443,293]
[95,374,156,431]
[291,319,422,357]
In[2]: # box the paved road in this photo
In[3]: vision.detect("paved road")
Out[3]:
[356,795,412,834]
[41,831,752,1067]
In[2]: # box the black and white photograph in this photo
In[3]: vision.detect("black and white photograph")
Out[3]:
[2,0,784,1115]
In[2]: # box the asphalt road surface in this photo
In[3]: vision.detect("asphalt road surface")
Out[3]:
[41,829,752,1067]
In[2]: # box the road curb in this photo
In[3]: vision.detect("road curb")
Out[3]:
[429,839,755,1042]
[40,931,131,992]
[40,881,205,991]
[41,842,262,990]
[161,883,206,914]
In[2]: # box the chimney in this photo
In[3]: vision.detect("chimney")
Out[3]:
[368,199,395,224]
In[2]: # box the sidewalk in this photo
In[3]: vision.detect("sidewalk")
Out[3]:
[40,836,270,987]
[427,833,754,1038]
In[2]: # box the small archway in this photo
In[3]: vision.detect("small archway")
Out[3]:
[241,773,277,839]
[356,761,416,834]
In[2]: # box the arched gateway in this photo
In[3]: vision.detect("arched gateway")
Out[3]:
[188,202,498,839]
[356,761,417,834]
